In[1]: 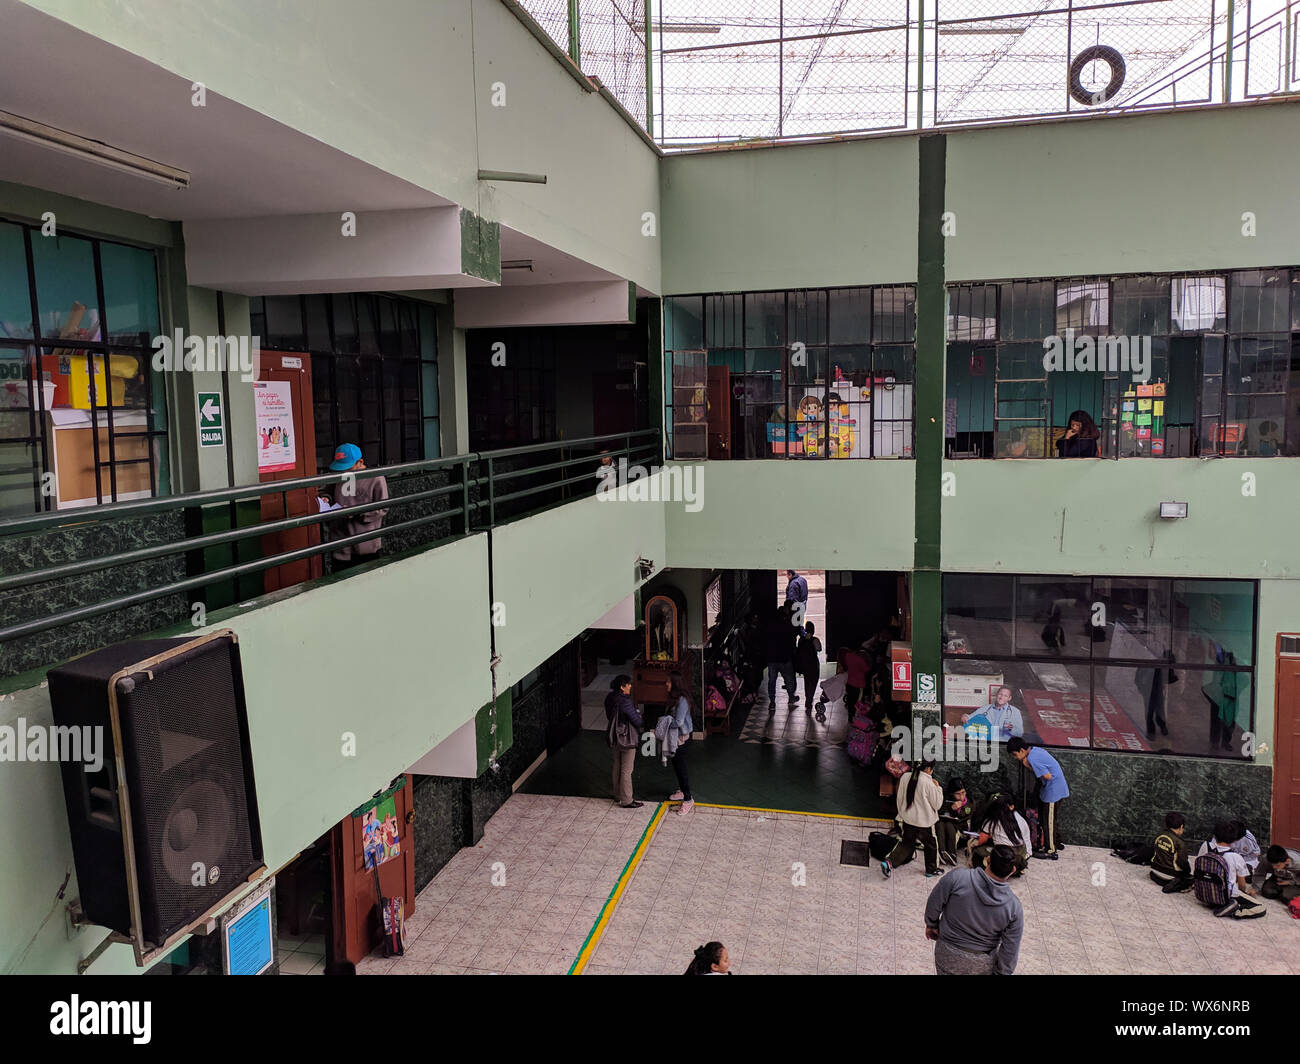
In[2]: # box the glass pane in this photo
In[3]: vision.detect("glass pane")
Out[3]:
[32,232,99,341]
[99,242,160,341]
[356,295,379,356]
[744,292,785,347]
[377,297,400,354]
[1229,269,1289,333]
[1198,334,1225,454]
[1089,578,1171,659]
[1111,275,1170,335]
[665,296,703,350]
[304,294,331,351]
[249,296,266,341]
[1015,576,1092,657]
[999,281,1054,340]
[419,304,437,361]
[1171,276,1225,332]
[1056,280,1109,334]
[703,293,742,348]
[335,358,360,422]
[873,286,914,342]
[263,295,304,349]
[1225,336,1288,455]
[0,222,33,339]
[787,290,826,346]
[947,284,998,341]
[1172,579,1254,667]
[1113,341,1170,458]
[397,301,419,358]
[332,294,358,354]
[828,287,870,344]
[1162,668,1252,758]
[943,573,1013,657]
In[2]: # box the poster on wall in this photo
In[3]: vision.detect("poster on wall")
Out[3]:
[253,380,296,473]
[358,792,402,870]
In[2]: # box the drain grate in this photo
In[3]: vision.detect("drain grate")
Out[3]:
[839,840,871,867]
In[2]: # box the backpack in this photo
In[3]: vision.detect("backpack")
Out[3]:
[1288,897,1300,920]
[1192,847,1232,908]
[1023,808,1043,851]
[869,830,898,860]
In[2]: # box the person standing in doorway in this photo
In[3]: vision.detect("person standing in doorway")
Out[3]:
[1008,737,1069,859]
[605,675,644,809]
[795,622,823,717]
[880,760,945,879]
[765,604,798,712]
[842,641,870,719]
[327,443,389,573]
[663,676,696,817]
[924,845,1024,975]
[785,569,809,609]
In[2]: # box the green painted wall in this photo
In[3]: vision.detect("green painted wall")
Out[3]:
[944,103,1300,282]
[0,533,494,974]
[660,136,918,294]
[19,0,661,292]
[492,487,667,690]
[941,458,1300,578]
[662,460,915,572]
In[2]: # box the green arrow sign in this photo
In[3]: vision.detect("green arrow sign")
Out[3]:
[198,392,224,447]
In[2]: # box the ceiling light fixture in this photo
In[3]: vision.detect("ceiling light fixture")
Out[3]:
[501,260,534,271]
[0,109,190,189]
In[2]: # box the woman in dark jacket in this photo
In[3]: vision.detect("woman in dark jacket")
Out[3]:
[605,674,644,809]
[1055,409,1100,458]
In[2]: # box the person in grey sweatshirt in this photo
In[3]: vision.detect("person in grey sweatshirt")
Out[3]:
[923,845,1024,975]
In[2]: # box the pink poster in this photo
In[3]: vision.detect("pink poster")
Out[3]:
[253,380,296,473]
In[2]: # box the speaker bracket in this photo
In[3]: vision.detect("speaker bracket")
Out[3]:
[75,929,134,975]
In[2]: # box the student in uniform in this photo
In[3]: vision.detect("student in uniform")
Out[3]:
[936,778,974,867]
[880,760,945,880]
[967,795,1031,876]
[1007,737,1069,859]
[1149,811,1193,892]
[1194,822,1265,919]
[795,622,823,716]
[1258,846,1299,902]
[684,942,731,975]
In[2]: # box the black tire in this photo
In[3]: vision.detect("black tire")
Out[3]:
[1069,44,1126,106]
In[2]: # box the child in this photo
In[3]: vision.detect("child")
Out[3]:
[1007,737,1069,858]
[967,795,1031,876]
[796,622,823,719]
[1258,845,1298,902]
[936,777,973,868]
[1227,820,1260,879]
[1149,811,1193,892]
[1193,821,1265,918]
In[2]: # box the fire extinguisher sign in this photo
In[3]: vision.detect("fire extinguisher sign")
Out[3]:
[892,661,911,692]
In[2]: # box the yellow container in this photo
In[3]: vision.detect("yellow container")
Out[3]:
[68,354,137,409]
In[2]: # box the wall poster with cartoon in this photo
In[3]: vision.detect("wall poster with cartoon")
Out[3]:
[357,793,401,870]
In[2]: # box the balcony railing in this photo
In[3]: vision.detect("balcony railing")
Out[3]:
[0,430,661,679]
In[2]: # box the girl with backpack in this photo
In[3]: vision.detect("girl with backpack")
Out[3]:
[1193,821,1265,918]
[880,760,945,879]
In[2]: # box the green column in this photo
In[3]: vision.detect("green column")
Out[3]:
[568,0,581,65]
[912,134,947,722]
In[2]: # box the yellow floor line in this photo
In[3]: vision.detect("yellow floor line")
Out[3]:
[569,802,667,975]
[695,800,894,825]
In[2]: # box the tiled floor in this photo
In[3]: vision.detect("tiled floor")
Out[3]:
[357,794,656,975]
[278,932,326,975]
[363,794,1300,976]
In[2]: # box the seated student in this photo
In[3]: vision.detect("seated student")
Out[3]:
[936,778,974,868]
[1228,820,1261,879]
[1258,846,1299,902]
[1055,409,1100,458]
[967,795,1031,876]
[1149,811,1193,892]
[1193,821,1265,919]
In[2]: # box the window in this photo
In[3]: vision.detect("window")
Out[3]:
[949,268,1299,459]
[0,218,167,515]
[942,573,1256,759]
[663,284,917,459]
[250,293,438,471]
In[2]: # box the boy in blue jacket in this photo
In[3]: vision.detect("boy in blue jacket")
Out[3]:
[1008,737,1069,859]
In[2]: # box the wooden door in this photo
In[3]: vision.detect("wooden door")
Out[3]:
[335,779,417,965]
[257,353,321,591]
[707,365,731,459]
[1273,639,1300,849]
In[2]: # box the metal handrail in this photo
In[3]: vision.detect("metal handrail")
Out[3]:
[0,430,665,648]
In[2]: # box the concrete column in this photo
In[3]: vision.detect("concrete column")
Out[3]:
[438,305,471,456]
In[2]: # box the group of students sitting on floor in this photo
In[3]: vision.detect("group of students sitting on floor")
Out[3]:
[1141,812,1297,919]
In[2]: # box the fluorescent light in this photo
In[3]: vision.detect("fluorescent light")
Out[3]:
[1159,501,1189,519]
[501,260,534,271]
[0,110,189,189]
[938,25,1030,35]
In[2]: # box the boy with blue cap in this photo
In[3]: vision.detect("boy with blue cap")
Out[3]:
[327,443,388,571]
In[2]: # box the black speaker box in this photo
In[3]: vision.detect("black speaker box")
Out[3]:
[47,630,263,959]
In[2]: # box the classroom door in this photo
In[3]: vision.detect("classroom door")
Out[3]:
[257,353,321,591]
[333,779,416,965]
[707,365,731,459]
[1273,640,1300,849]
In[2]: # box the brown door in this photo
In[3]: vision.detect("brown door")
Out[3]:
[1274,639,1300,849]
[257,353,320,591]
[334,779,417,965]
[707,365,731,459]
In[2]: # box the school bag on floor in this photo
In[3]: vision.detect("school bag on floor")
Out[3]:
[868,830,898,861]
[1192,848,1232,909]
[1023,808,1043,851]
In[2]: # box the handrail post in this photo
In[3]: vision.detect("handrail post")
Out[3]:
[487,456,496,527]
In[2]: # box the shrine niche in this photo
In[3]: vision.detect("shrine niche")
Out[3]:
[633,589,686,706]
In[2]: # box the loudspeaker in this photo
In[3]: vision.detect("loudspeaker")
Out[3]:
[48,629,263,963]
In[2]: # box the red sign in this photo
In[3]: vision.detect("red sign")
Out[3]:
[893,661,912,692]
[1020,688,1150,752]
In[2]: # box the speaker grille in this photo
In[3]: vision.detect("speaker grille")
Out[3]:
[115,638,260,943]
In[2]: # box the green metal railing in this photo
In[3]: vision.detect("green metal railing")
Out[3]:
[0,430,661,650]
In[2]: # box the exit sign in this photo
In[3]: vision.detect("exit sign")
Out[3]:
[198,392,224,447]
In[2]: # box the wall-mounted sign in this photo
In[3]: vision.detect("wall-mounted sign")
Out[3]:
[253,380,295,473]
[916,672,938,703]
[197,391,224,448]
[221,877,275,976]
[892,661,912,692]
